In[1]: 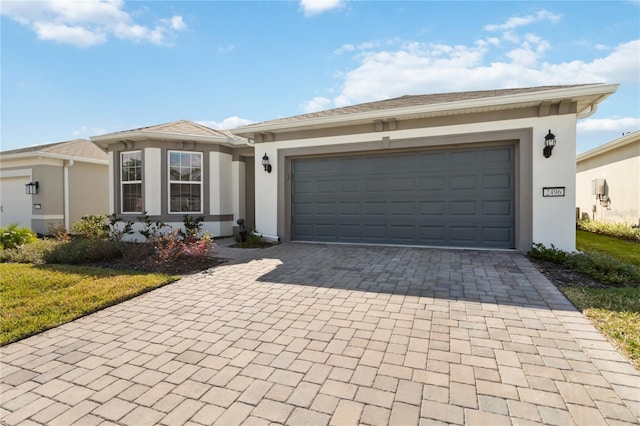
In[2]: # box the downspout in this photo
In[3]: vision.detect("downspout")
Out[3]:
[64,160,74,229]
[578,103,598,119]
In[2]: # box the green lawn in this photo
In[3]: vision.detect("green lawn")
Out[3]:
[577,229,640,267]
[0,263,177,345]
[565,230,640,369]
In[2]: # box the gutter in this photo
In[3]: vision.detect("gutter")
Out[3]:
[232,83,620,136]
[0,152,108,165]
[91,131,249,149]
[577,130,640,162]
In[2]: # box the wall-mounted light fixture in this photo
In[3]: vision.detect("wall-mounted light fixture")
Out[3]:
[262,153,272,173]
[543,129,556,158]
[25,181,39,195]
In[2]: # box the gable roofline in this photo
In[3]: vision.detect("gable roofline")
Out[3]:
[232,83,619,137]
[577,130,640,163]
[0,139,108,165]
[91,119,248,149]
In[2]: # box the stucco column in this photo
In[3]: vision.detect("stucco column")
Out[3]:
[531,116,577,251]
[144,147,162,215]
[108,151,115,215]
[209,151,233,214]
[254,146,279,239]
[231,157,246,225]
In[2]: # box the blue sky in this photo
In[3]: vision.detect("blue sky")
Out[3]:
[1,0,638,153]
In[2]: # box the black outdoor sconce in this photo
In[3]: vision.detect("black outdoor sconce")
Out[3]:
[262,153,272,173]
[543,129,556,158]
[25,181,39,195]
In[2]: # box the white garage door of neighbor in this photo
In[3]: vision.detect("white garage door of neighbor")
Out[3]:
[0,177,32,228]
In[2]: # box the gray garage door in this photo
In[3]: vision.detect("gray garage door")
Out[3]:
[291,145,515,248]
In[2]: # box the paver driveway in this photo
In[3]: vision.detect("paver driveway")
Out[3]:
[1,243,639,425]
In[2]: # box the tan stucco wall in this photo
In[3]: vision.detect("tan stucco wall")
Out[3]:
[576,141,640,225]
[68,162,109,227]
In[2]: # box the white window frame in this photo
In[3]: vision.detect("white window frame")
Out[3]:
[168,150,203,214]
[120,151,142,214]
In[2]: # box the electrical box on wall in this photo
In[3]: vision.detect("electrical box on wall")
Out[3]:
[592,178,607,196]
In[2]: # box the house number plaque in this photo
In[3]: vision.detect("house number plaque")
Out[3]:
[543,187,565,197]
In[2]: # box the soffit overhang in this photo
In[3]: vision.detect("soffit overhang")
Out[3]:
[233,83,619,139]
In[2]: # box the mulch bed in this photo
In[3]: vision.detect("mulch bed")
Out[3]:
[88,242,227,275]
[528,257,611,289]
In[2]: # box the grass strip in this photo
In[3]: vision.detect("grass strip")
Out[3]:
[577,230,640,268]
[0,263,177,345]
[561,286,640,369]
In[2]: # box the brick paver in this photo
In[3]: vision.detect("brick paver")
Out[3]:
[1,242,639,425]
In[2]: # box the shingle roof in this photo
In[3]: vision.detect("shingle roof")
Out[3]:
[0,139,107,161]
[107,119,230,138]
[240,84,599,128]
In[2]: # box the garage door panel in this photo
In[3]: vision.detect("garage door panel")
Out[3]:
[450,201,477,215]
[419,201,447,215]
[338,202,361,215]
[450,226,478,242]
[420,176,446,190]
[293,181,314,194]
[483,173,512,189]
[389,177,415,191]
[483,227,513,243]
[291,146,515,248]
[315,203,335,215]
[339,180,361,193]
[450,175,477,190]
[364,178,386,192]
[482,200,512,215]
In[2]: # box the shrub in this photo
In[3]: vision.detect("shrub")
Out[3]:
[240,229,271,248]
[183,233,216,257]
[152,230,184,266]
[108,214,134,241]
[152,230,216,267]
[0,239,59,264]
[529,243,569,265]
[48,224,71,242]
[572,251,640,285]
[577,220,640,241]
[137,211,168,241]
[529,242,640,285]
[0,224,37,250]
[181,215,204,239]
[45,238,123,264]
[70,215,109,240]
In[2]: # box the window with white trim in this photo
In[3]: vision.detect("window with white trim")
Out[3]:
[168,151,202,213]
[121,151,142,214]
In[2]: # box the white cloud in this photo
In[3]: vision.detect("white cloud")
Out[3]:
[577,117,640,132]
[0,0,187,47]
[484,10,561,32]
[197,116,254,130]
[302,97,332,113]
[300,0,344,17]
[310,26,638,108]
[73,126,107,137]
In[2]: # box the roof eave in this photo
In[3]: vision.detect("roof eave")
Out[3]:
[0,151,108,165]
[91,130,249,148]
[232,83,620,137]
[577,130,640,162]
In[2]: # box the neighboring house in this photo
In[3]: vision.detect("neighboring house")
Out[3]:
[91,120,254,238]
[576,131,640,226]
[233,83,619,252]
[0,139,109,234]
